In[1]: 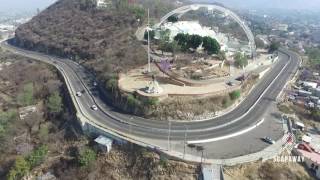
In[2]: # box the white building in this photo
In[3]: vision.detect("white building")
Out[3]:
[96,0,111,8]
[302,81,318,89]
[94,135,113,153]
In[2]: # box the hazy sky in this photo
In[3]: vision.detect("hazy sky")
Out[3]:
[200,0,320,10]
[0,0,56,13]
[1,0,320,14]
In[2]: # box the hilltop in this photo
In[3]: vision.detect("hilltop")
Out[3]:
[14,0,179,76]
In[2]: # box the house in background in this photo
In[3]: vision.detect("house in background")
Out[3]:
[96,0,112,8]
[294,143,320,179]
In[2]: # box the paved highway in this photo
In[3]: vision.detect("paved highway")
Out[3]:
[1,41,300,143]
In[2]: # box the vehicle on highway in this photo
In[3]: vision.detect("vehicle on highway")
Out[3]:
[262,136,275,144]
[227,81,234,86]
[76,91,82,97]
[91,105,98,111]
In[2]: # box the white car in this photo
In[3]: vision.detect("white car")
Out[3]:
[93,82,98,86]
[91,105,98,111]
[76,91,82,97]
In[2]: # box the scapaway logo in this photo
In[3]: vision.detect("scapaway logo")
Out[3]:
[273,156,304,163]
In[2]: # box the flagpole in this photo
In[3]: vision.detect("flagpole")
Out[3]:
[147,8,151,73]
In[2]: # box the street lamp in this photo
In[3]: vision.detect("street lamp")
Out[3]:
[183,125,188,159]
[147,8,151,73]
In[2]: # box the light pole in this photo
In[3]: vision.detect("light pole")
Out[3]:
[147,8,151,73]
[168,121,171,151]
[183,125,188,159]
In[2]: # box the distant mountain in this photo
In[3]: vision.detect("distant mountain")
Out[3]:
[192,0,320,10]
[0,0,56,14]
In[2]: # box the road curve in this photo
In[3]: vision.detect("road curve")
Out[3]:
[1,41,300,142]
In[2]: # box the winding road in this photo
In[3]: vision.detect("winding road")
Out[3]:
[1,41,300,145]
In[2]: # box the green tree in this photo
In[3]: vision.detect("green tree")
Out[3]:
[255,37,265,49]
[26,145,48,168]
[78,147,97,167]
[188,35,203,49]
[269,42,280,53]
[202,36,220,55]
[144,30,155,40]
[130,6,145,20]
[159,40,179,54]
[159,29,171,42]
[47,92,63,114]
[234,52,248,68]
[217,51,226,61]
[229,90,241,100]
[306,48,320,66]
[311,110,320,120]
[106,77,118,93]
[144,98,159,106]
[0,110,17,135]
[167,15,178,23]
[7,156,30,180]
[17,83,34,106]
[174,33,188,46]
[126,94,140,108]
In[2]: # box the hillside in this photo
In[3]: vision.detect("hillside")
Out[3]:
[14,0,148,77]
[14,0,181,77]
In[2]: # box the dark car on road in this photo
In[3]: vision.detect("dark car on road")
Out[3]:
[262,136,275,144]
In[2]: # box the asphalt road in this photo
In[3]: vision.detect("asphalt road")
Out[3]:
[1,41,300,142]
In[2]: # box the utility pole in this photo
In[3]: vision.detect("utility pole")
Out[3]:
[183,125,188,159]
[147,8,151,73]
[168,121,171,151]
[129,117,133,150]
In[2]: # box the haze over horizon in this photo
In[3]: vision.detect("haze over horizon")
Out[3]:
[0,0,56,14]
[198,0,320,10]
[1,0,320,14]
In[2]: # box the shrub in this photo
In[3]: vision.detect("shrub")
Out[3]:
[7,156,30,180]
[222,97,232,108]
[26,145,48,168]
[159,155,168,169]
[17,83,34,106]
[311,110,320,121]
[78,147,97,167]
[47,91,63,114]
[229,90,241,101]
[234,52,248,68]
[167,15,179,23]
[144,98,159,106]
[0,110,17,136]
[106,77,118,91]
[127,94,140,107]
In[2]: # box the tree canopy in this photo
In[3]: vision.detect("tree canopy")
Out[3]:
[202,36,221,55]
[17,83,34,106]
[173,33,220,54]
[234,52,248,68]
[167,15,179,23]
[306,48,320,66]
[78,147,97,167]
[47,92,63,114]
[269,42,280,53]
